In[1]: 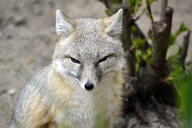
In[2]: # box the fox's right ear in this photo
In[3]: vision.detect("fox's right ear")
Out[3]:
[103,9,123,37]
[56,9,74,37]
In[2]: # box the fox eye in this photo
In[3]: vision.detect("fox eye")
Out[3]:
[98,56,108,63]
[70,57,81,64]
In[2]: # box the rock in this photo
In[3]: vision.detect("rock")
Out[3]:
[0,89,6,95]
[13,15,27,26]
[32,0,40,4]
[31,0,42,16]
[7,89,16,96]
[48,0,55,8]
[5,34,12,39]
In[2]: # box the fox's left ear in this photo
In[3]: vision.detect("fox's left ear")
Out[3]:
[103,9,123,37]
[56,9,74,37]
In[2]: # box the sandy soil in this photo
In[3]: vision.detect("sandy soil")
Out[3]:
[0,0,191,127]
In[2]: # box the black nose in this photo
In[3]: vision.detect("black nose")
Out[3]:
[84,82,94,91]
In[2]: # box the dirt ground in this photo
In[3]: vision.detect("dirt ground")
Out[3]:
[0,0,191,127]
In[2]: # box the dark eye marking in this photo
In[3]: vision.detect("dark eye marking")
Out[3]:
[64,55,80,64]
[70,57,81,64]
[97,54,115,64]
[98,56,108,63]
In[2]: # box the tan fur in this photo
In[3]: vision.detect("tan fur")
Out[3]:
[10,9,125,128]
[46,68,124,128]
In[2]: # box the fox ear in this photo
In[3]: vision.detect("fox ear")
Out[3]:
[103,9,123,37]
[56,9,74,37]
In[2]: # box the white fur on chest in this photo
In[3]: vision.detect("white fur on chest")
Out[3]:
[54,81,122,128]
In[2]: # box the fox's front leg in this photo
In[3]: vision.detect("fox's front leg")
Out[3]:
[10,89,51,128]
[46,122,58,128]
[10,115,49,128]
[10,109,50,128]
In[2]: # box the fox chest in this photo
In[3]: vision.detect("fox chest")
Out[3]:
[54,106,94,128]
[51,88,119,128]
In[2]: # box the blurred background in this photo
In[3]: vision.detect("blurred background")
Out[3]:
[0,0,191,127]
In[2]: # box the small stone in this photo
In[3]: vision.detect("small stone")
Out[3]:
[7,89,16,95]
[24,56,34,63]
[32,0,40,4]
[13,16,27,26]
[0,32,3,39]
[5,34,12,39]
[32,5,42,16]
[0,89,7,95]
[48,0,54,8]
[0,16,3,26]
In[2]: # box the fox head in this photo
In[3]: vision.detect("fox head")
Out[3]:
[52,9,125,91]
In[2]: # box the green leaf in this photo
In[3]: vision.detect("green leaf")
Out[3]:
[113,0,122,4]
[168,23,188,47]
[128,0,143,14]
[175,23,188,37]
[135,49,142,58]
[146,0,156,5]
[168,34,176,46]
[170,55,192,128]
[128,0,136,7]
[132,38,146,48]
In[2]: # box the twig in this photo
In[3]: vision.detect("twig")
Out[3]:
[133,8,147,22]
[122,0,128,5]
[181,30,191,72]
[160,0,168,22]
[145,0,154,23]
[98,0,111,8]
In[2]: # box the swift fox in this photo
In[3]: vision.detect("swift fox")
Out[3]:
[10,9,125,128]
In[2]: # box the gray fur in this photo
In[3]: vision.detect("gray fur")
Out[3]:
[56,9,74,37]
[11,66,51,128]
[53,16,124,89]
[11,9,125,128]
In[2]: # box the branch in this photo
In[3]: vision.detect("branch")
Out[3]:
[121,6,136,77]
[149,7,173,78]
[138,7,173,96]
[160,0,168,22]
[180,30,191,70]
[98,0,111,8]
[145,0,154,23]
